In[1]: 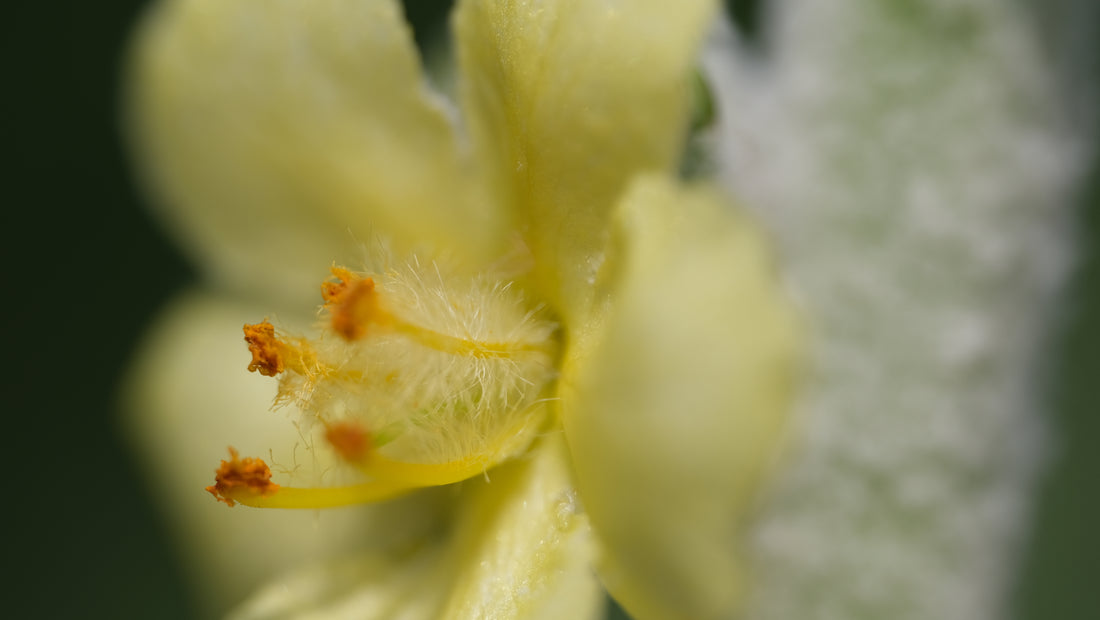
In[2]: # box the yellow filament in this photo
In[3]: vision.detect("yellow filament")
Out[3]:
[222,480,412,509]
[222,456,488,510]
[350,411,541,486]
[322,266,552,358]
[226,413,543,509]
[357,452,492,486]
[389,317,547,359]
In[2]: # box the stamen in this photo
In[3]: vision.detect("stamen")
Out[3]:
[215,480,413,509]
[215,257,558,511]
[243,321,360,387]
[203,447,494,509]
[207,413,541,509]
[206,447,281,507]
[205,446,413,509]
[210,453,496,509]
[323,264,550,358]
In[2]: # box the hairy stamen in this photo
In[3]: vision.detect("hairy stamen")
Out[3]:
[323,264,551,358]
[216,256,558,510]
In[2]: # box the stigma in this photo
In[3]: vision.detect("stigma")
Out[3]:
[208,254,558,509]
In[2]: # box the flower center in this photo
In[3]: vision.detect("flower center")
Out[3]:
[208,254,559,509]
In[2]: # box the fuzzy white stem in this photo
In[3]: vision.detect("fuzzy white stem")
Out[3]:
[706,1,1093,618]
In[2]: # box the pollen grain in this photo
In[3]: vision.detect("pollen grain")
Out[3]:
[206,447,280,507]
[243,320,284,376]
[321,266,355,305]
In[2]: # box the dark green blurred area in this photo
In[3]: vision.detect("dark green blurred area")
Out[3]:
[5,0,1095,618]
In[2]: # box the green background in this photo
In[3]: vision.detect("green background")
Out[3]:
[5,1,1095,617]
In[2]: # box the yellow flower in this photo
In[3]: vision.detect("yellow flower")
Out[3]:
[123,1,801,618]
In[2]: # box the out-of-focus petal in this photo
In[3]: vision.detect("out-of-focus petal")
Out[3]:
[122,290,449,615]
[560,175,802,619]
[128,0,503,309]
[453,0,717,321]
[439,433,603,620]
[229,545,447,620]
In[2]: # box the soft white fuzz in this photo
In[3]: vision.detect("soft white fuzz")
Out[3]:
[704,1,1092,618]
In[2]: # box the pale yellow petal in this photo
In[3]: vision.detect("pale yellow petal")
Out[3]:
[229,434,602,620]
[128,0,502,308]
[230,546,447,620]
[122,290,449,615]
[453,0,717,320]
[439,433,603,620]
[559,176,803,619]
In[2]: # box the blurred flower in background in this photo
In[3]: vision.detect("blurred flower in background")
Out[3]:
[121,0,1097,619]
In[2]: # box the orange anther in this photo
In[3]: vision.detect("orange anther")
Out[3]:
[324,420,373,463]
[323,267,385,341]
[321,266,357,306]
[205,447,280,507]
[243,320,284,376]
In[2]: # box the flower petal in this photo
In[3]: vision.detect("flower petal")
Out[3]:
[123,290,449,614]
[229,546,447,620]
[229,434,602,620]
[439,433,603,620]
[559,176,802,619]
[128,0,503,308]
[453,0,717,319]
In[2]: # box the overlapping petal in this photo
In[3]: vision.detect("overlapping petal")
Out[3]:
[439,434,602,619]
[128,0,502,308]
[453,0,717,320]
[560,176,802,619]
[126,2,796,618]
[230,434,601,620]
